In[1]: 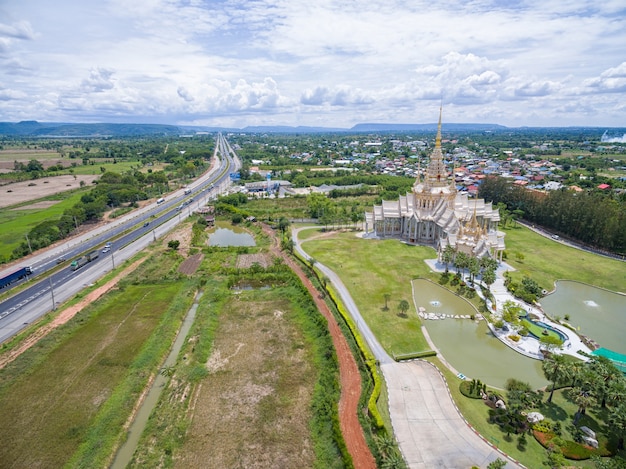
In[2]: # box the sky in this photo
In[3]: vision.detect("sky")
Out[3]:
[1,0,625,129]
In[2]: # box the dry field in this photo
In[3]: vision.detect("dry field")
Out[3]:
[235,252,274,269]
[0,174,98,208]
[170,293,317,469]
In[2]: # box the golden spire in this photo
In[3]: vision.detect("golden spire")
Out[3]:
[435,105,442,149]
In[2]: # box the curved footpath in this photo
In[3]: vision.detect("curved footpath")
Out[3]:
[292,227,521,469]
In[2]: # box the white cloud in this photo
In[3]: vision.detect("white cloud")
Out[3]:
[0,0,625,126]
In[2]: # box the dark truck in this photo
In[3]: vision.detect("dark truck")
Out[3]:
[0,266,33,290]
[70,250,99,271]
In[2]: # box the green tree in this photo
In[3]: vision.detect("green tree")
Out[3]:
[398,299,410,316]
[441,245,455,273]
[542,354,568,403]
[487,458,507,469]
[278,217,290,234]
[608,402,626,450]
[383,293,391,311]
[167,239,180,250]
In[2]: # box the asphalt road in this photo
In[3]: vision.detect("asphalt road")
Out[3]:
[0,133,240,343]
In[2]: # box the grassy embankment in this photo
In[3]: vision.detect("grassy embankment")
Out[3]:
[0,189,90,261]
[298,223,625,468]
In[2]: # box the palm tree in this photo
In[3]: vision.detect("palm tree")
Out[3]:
[482,267,496,288]
[542,354,567,403]
[454,251,469,276]
[468,256,480,284]
[441,245,455,273]
[571,388,595,423]
[608,402,626,450]
[607,378,626,408]
[383,293,391,311]
[588,356,622,408]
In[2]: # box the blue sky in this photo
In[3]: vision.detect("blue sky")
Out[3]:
[1,0,625,128]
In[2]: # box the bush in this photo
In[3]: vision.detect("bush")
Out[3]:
[460,379,484,399]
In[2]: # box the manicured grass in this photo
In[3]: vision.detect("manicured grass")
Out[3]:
[0,189,89,260]
[521,318,563,342]
[502,225,625,293]
[300,228,434,357]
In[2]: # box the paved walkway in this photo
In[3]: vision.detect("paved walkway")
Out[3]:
[292,227,522,469]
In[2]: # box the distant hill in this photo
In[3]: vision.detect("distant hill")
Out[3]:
[350,123,508,132]
[241,125,347,133]
[0,121,182,137]
[0,120,623,137]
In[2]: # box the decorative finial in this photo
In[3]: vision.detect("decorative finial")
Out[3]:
[435,105,442,149]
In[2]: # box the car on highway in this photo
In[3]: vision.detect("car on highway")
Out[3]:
[143,221,150,227]
[102,247,110,253]
[55,256,66,264]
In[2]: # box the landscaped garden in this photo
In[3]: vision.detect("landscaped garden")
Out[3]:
[296,222,626,468]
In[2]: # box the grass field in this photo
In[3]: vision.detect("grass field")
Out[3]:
[501,225,625,293]
[0,189,90,261]
[0,280,191,468]
[300,229,434,357]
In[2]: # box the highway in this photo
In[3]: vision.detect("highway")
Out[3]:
[0,133,240,343]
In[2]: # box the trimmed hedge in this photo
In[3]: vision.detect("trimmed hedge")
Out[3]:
[393,350,437,361]
[293,250,385,430]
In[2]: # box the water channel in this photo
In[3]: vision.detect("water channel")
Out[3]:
[413,279,547,389]
[208,227,256,247]
[110,291,203,469]
[540,280,625,355]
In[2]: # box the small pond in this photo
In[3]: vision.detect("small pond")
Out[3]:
[208,228,256,247]
[540,280,625,355]
[413,279,548,389]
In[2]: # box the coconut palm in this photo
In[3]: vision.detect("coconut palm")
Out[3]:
[441,245,455,273]
[571,388,595,423]
[588,356,622,408]
[608,403,626,450]
[542,354,568,403]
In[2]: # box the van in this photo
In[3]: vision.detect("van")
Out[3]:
[157,197,165,204]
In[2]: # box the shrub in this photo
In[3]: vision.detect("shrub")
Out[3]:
[460,379,484,399]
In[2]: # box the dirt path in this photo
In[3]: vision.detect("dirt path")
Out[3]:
[0,258,146,370]
[261,224,376,469]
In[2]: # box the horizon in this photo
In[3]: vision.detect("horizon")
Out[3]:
[1,1,625,129]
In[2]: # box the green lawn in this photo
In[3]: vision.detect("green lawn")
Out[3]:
[299,228,434,356]
[502,225,625,293]
[298,224,626,468]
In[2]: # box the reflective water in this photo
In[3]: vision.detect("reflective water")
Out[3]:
[413,279,547,389]
[208,228,256,247]
[540,280,625,355]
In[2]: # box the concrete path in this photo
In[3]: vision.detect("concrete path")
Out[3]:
[383,360,515,468]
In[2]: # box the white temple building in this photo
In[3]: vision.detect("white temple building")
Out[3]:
[364,109,506,261]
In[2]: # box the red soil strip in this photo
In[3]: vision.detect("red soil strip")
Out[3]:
[262,224,376,469]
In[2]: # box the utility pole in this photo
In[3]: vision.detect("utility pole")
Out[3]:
[48,277,56,310]
[25,234,32,254]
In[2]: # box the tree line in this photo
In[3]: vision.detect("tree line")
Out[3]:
[479,176,626,254]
